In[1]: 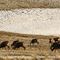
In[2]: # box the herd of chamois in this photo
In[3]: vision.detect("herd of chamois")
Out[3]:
[0,37,60,51]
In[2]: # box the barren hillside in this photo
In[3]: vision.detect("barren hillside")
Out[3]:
[0,31,59,60]
[0,31,57,39]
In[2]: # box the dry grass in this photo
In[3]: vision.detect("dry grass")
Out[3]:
[0,31,59,60]
[0,0,60,10]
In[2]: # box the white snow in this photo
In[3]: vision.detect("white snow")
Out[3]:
[0,8,60,35]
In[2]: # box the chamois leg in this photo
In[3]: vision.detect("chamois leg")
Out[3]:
[37,41,39,45]
[50,47,54,51]
[22,46,26,50]
[12,46,16,50]
[7,45,10,49]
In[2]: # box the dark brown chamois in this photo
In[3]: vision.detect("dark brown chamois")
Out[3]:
[11,41,25,50]
[30,39,39,46]
[0,41,9,49]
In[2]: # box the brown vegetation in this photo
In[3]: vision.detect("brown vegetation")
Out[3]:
[0,0,60,10]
